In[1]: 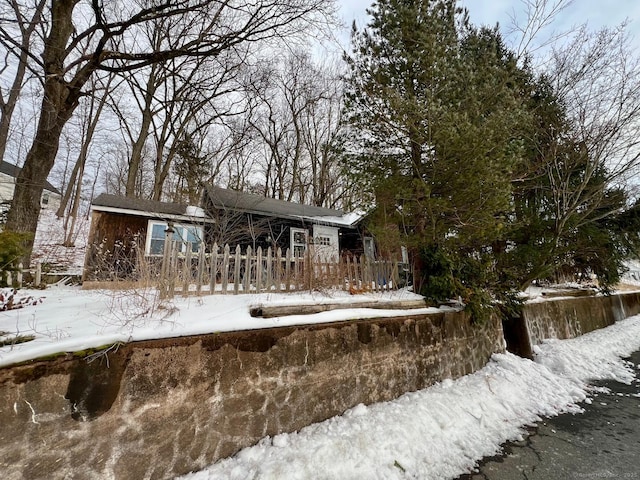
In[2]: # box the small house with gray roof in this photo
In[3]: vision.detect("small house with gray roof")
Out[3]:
[84,187,372,280]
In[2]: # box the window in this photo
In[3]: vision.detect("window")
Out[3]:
[314,236,331,246]
[290,227,308,257]
[146,221,203,256]
[41,193,49,207]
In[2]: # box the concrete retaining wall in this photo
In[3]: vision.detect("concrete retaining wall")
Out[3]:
[502,291,640,358]
[0,311,504,480]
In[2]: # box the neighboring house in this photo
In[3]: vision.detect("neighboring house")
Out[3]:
[83,187,374,279]
[0,160,62,213]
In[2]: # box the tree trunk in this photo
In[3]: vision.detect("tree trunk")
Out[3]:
[4,0,81,265]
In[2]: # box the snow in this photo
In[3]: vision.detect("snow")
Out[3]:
[176,315,640,480]
[0,286,427,368]
[30,209,90,275]
[2,281,640,479]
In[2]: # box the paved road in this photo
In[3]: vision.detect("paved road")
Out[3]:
[459,350,640,480]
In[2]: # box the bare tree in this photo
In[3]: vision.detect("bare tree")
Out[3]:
[58,73,116,245]
[546,23,640,229]
[3,0,337,264]
[0,0,47,162]
[246,51,348,207]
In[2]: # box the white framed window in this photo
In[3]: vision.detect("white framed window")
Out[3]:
[315,235,331,246]
[290,227,308,257]
[41,192,49,207]
[146,221,203,256]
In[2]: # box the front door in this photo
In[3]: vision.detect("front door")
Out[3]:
[312,225,339,263]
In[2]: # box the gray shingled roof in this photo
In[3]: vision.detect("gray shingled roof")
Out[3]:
[92,193,189,216]
[204,185,345,221]
[0,160,61,195]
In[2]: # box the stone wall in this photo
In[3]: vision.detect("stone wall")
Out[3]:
[0,311,504,480]
[500,292,640,357]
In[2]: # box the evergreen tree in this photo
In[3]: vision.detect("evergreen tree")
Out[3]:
[344,0,531,314]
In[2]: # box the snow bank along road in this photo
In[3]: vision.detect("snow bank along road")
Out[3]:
[462,350,640,479]
[178,315,640,480]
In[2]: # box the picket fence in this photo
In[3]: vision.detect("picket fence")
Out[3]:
[1,262,43,288]
[156,241,407,299]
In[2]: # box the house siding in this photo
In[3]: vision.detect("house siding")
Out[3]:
[83,211,149,281]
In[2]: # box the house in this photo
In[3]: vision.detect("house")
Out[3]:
[0,160,62,213]
[201,185,367,262]
[83,187,373,281]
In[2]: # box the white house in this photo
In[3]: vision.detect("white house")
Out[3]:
[0,160,62,213]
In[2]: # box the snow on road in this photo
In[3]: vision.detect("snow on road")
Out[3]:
[178,315,640,480]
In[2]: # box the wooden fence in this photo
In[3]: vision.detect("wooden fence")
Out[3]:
[156,241,409,299]
[1,262,43,288]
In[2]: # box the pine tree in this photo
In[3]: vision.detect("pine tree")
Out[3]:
[344,0,531,313]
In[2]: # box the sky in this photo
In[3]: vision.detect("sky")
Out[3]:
[338,0,640,49]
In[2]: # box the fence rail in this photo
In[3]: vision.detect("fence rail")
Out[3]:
[155,241,409,299]
[1,262,42,288]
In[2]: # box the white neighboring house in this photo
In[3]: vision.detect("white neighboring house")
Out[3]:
[0,160,62,215]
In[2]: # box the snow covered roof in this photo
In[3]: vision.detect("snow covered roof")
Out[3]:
[0,160,61,195]
[204,185,362,228]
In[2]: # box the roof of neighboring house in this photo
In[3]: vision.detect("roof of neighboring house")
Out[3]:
[91,193,213,223]
[0,160,61,195]
[203,185,362,227]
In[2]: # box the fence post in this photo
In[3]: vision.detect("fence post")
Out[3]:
[233,245,241,294]
[196,243,205,295]
[392,261,399,289]
[305,247,312,290]
[256,246,263,292]
[209,242,219,294]
[265,247,272,291]
[168,240,179,298]
[222,244,230,293]
[244,246,252,293]
[276,247,282,292]
[35,261,42,288]
[159,225,175,299]
[182,246,192,296]
[285,248,291,292]
[17,263,23,288]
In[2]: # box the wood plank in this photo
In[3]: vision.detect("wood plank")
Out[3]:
[244,246,252,293]
[221,244,230,293]
[276,247,282,292]
[265,247,272,291]
[251,299,430,318]
[182,246,192,296]
[209,243,218,294]
[285,248,291,292]
[234,245,241,294]
[256,247,263,292]
[196,243,205,295]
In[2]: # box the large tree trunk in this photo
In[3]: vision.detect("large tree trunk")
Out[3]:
[4,0,81,266]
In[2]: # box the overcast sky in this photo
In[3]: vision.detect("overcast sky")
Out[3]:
[338,0,640,48]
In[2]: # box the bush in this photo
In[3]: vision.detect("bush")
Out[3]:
[0,230,31,271]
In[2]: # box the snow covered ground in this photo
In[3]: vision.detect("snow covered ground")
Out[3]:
[0,286,428,368]
[178,316,640,480]
[1,281,640,479]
